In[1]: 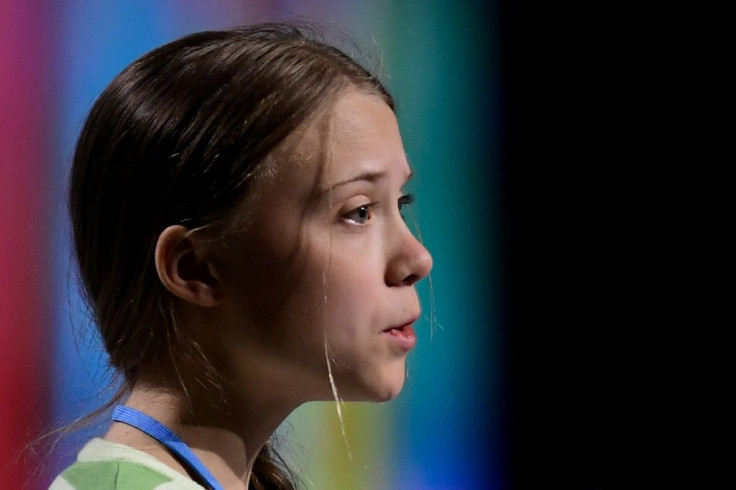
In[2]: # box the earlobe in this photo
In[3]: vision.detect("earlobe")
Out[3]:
[154,225,223,307]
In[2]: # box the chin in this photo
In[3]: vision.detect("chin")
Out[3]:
[373,385,403,402]
[344,369,407,403]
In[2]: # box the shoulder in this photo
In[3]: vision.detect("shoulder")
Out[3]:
[49,438,204,490]
[50,460,174,490]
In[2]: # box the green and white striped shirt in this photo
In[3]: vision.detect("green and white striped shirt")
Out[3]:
[49,438,205,490]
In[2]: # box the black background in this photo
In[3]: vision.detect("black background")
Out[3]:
[496,2,707,487]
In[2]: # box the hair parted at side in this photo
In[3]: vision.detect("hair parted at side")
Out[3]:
[68,22,393,489]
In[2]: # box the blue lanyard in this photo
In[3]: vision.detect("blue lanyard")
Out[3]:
[112,405,223,490]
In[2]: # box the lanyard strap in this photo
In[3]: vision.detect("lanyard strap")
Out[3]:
[112,405,223,490]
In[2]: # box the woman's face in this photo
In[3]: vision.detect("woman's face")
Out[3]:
[211,89,432,404]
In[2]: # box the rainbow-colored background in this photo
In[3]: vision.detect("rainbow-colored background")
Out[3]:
[1,1,501,488]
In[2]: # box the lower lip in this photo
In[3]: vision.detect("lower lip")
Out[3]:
[382,324,417,351]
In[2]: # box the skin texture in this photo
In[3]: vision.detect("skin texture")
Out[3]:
[105,89,433,488]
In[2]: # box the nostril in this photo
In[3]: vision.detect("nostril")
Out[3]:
[403,273,419,286]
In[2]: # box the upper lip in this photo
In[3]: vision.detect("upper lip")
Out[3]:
[383,314,420,332]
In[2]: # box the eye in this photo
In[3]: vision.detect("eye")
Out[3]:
[342,204,373,225]
[398,193,415,218]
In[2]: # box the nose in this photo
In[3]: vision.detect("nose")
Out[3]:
[385,225,433,287]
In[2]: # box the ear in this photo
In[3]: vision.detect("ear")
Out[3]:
[154,225,223,307]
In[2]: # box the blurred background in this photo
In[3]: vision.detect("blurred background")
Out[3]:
[1,1,503,488]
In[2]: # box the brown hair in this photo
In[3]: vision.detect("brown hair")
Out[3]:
[69,22,393,489]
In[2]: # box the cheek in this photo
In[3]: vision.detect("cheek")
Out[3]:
[321,254,384,339]
[220,218,387,355]
[246,229,345,335]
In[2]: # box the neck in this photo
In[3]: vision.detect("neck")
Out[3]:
[104,381,296,489]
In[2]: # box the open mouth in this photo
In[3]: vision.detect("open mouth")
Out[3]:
[382,323,417,350]
[384,323,412,335]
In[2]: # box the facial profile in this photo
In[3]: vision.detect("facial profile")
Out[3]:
[198,88,433,405]
[59,24,434,489]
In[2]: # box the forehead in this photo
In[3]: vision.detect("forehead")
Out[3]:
[271,89,410,193]
[329,90,403,156]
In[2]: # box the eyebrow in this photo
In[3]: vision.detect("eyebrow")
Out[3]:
[329,169,414,191]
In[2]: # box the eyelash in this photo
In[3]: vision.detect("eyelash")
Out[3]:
[398,193,415,216]
[341,193,415,225]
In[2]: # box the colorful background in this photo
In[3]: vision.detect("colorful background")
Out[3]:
[1,1,501,488]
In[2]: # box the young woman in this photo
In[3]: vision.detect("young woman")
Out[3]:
[50,23,432,490]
